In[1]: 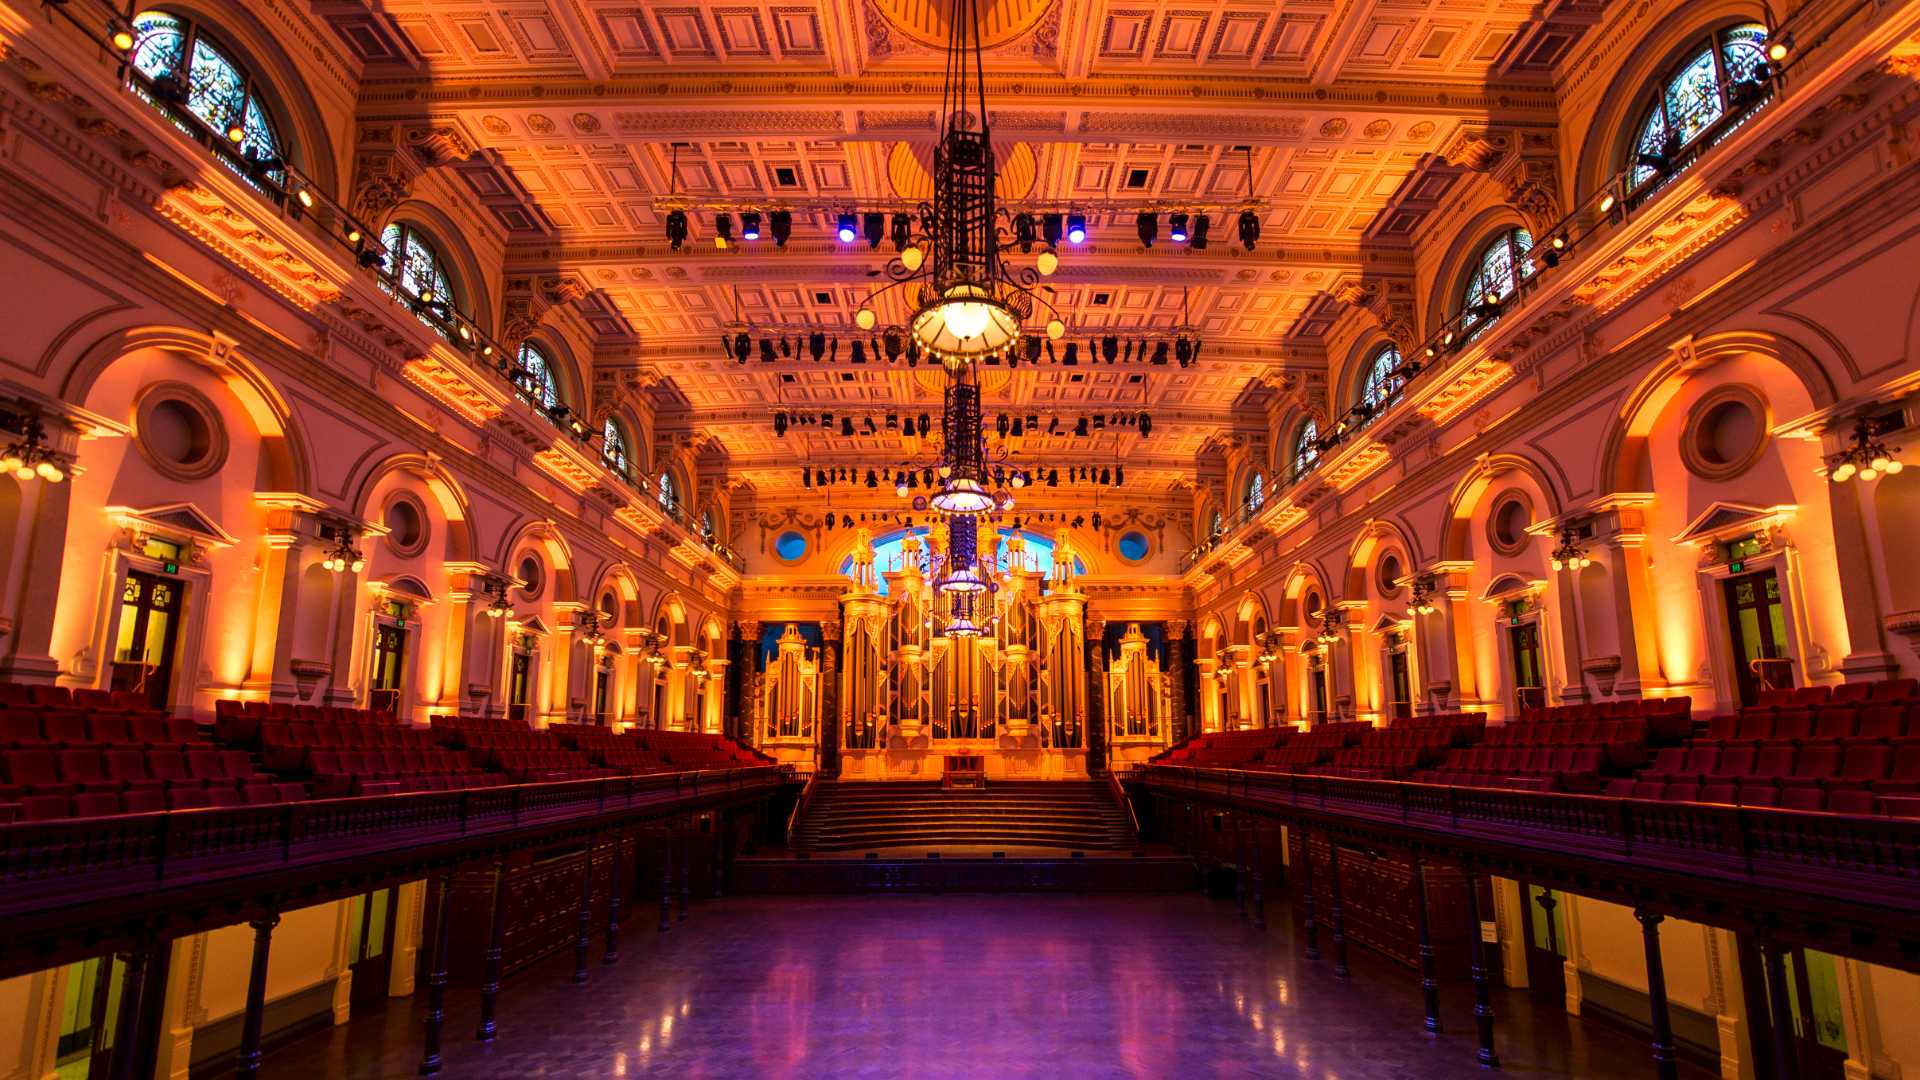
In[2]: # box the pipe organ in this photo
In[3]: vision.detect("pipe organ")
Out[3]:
[757,624,821,742]
[836,525,1091,778]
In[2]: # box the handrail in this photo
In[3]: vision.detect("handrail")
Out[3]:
[0,766,791,920]
[1107,770,1141,838]
[1136,765,1920,917]
[785,771,820,848]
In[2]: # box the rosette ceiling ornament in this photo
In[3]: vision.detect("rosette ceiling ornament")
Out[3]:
[854,0,1066,368]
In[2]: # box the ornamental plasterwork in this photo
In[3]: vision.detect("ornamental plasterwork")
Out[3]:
[401,356,505,427]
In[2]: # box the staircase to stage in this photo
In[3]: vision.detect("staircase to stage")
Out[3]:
[788,780,1138,853]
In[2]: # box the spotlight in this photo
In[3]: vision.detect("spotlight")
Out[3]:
[1136,213,1158,248]
[109,21,135,51]
[770,210,792,247]
[1067,213,1087,244]
[1768,32,1793,63]
[1168,213,1189,243]
[837,212,858,243]
[1014,214,1036,252]
[665,209,688,250]
[863,212,885,249]
[1189,213,1210,250]
[1598,192,1618,214]
[890,213,911,252]
[714,213,734,248]
[1041,213,1063,247]
[1238,209,1260,252]
[741,212,762,240]
[225,116,246,144]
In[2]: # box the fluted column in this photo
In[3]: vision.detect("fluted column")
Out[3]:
[476,857,506,1040]
[235,914,279,1078]
[418,870,454,1075]
[0,450,74,684]
[1464,869,1500,1069]
[1636,909,1679,1080]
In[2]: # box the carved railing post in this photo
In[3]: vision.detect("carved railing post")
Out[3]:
[477,857,506,1040]
[1463,869,1500,1069]
[604,834,623,965]
[236,914,280,1078]
[1411,856,1442,1034]
[1636,909,1679,1080]
[419,869,454,1075]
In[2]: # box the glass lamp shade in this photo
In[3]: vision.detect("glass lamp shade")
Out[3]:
[937,564,989,594]
[911,284,1020,361]
[930,476,994,514]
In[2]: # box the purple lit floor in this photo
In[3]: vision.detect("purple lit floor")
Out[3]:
[265,893,1711,1079]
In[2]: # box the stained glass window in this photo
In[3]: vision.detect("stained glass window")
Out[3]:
[380,223,459,337]
[1460,228,1534,339]
[1291,418,1320,480]
[130,11,285,179]
[658,471,678,513]
[1358,344,1402,413]
[516,343,561,412]
[1245,472,1266,514]
[1208,509,1224,537]
[602,417,631,478]
[1629,24,1771,189]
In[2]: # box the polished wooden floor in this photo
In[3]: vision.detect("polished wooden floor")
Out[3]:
[265,894,1711,1079]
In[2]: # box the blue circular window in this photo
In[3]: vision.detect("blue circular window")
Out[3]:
[1117,531,1150,561]
[774,531,808,561]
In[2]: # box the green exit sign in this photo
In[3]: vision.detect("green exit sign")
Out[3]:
[163,561,178,574]
[1728,560,1744,574]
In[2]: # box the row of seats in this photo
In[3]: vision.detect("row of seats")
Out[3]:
[549,724,768,773]
[0,684,153,711]
[2,709,203,749]
[305,748,503,797]
[3,783,304,823]
[213,698,397,744]
[1415,746,1611,792]
[1754,680,1918,707]
[1700,705,1916,746]
[1607,779,1920,816]
[255,720,434,771]
[1514,696,1693,739]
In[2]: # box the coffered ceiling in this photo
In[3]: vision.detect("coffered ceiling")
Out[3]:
[321,0,1610,497]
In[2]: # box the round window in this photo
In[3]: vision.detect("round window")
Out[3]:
[775,531,808,561]
[599,591,618,618]
[517,555,545,600]
[1683,387,1769,480]
[1487,492,1533,556]
[1117,531,1150,561]
[133,384,227,480]
[1377,553,1403,597]
[383,496,427,557]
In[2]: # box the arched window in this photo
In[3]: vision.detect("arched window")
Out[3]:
[700,509,716,540]
[380,222,458,321]
[130,11,285,178]
[516,343,561,412]
[601,417,631,478]
[657,470,678,513]
[1357,344,1402,414]
[1208,509,1224,538]
[1291,418,1320,480]
[1244,472,1266,514]
[1629,24,1771,191]
[1459,227,1533,339]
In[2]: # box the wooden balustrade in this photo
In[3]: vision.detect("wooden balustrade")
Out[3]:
[1135,764,1920,968]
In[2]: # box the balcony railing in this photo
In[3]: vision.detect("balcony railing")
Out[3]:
[1179,63,1798,573]
[25,4,745,572]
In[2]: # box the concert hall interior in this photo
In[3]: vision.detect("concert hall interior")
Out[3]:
[4,0,1920,1076]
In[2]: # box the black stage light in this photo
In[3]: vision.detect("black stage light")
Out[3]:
[769,210,792,247]
[1189,213,1210,250]
[1014,214,1036,252]
[1041,213,1063,248]
[837,212,858,243]
[1136,213,1157,248]
[1238,210,1260,252]
[741,212,762,240]
[714,213,734,246]
[1066,213,1087,244]
[1168,212,1189,243]
[863,212,885,249]
[665,209,688,250]
[891,213,911,251]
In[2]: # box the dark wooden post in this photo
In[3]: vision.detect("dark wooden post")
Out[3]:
[1234,815,1249,918]
[711,810,726,899]
[678,817,691,921]
[604,834,623,965]
[107,941,155,1080]
[1298,828,1319,962]
[235,914,280,1079]
[477,857,507,1041]
[1636,909,1679,1080]
[1760,940,1801,1080]
[419,869,454,1075]
[1463,869,1500,1069]
[658,826,674,933]
[572,841,595,983]
[1327,839,1350,978]
[1410,856,1442,1034]
[1249,822,1266,930]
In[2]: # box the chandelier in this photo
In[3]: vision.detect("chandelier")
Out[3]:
[1313,607,1342,646]
[0,413,66,483]
[852,0,1065,366]
[482,576,513,618]
[319,525,364,574]
[1407,576,1438,616]
[1826,415,1905,483]
[1549,525,1592,572]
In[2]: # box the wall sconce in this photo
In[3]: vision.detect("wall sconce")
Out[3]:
[637,629,667,668]
[1,413,67,483]
[320,524,364,574]
[1549,525,1592,571]
[1313,607,1342,646]
[1255,628,1284,666]
[575,608,607,648]
[690,648,711,682]
[1826,415,1905,483]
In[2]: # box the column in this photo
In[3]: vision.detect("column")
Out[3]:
[1550,557,1592,704]
[1435,564,1479,710]
[1298,829,1320,962]
[323,528,371,707]
[1759,940,1801,1080]
[1411,856,1442,1034]
[1593,501,1665,696]
[1328,839,1350,978]
[235,915,279,1079]
[1826,476,1902,679]
[1334,601,1367,721]
[678,817,692,921]
[0,452,73,683]
[1464,870,1500,1069]
[546,608,580,726]
[418,870,453,1076]
[658,827,674,932]
[476,858,506,1041]
[245,497,325,702]
[1248,820,1266,930]
[439,566,483,718]
[1636,909,1679,1080]
[108,939,160,1080]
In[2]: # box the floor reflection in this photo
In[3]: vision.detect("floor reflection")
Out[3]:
[264,893,1712,1079]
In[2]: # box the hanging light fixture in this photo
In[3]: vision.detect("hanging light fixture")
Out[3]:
[1825,415,1905,483]
[576,607,608,648]
[1313,607,1342,646]
[1408,576,1438,616]
[483,576,513,619]
[1549,524,1593,572]
[320,525,365,574]
[0,413,67,482]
